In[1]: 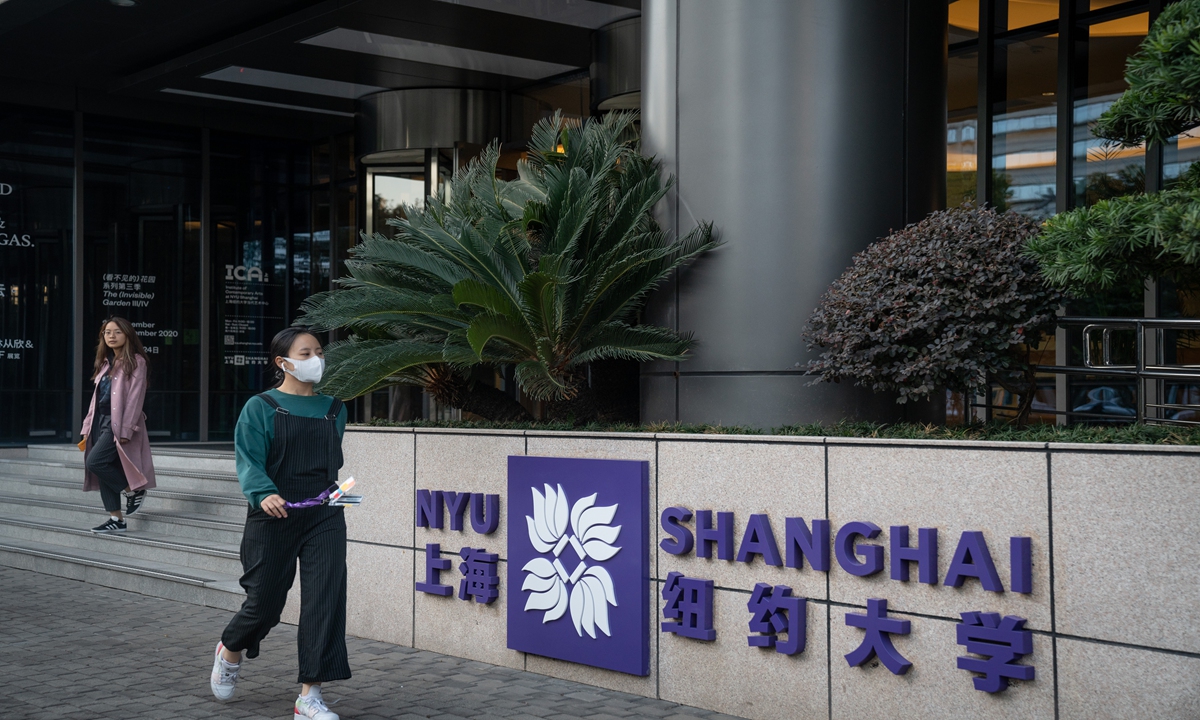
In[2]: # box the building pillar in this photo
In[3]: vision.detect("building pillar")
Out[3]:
[641,0,946,427]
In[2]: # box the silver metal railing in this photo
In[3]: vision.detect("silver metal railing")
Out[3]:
[1034,317,1200,426]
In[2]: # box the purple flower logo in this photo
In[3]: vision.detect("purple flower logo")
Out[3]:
[521,483,622,638]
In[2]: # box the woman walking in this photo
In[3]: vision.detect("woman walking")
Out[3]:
[80,316,155,533]
[211,327,349,720]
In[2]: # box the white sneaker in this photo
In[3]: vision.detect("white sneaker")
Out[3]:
[209,641,240,701]
[294,688,339,720]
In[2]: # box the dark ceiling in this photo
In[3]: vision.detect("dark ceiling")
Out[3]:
[0,0,638,138]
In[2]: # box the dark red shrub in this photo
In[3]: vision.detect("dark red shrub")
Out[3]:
[802,205,1065,424]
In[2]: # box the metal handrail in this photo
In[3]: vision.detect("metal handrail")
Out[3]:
[1029,317,1200,426]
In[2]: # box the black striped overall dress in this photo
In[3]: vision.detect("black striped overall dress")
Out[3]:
[221,393,351,684]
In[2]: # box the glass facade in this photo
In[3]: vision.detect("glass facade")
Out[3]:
[0,105,364,445]
[1072,13,1149,208]
[992,33,1058,218]
[0,106,74,443]
[946,0,1192,423]
[948,0,1162,222]
[83,118,203,440]
[209,133,303,439]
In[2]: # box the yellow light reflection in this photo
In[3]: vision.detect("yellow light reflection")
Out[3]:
[1086,144,1147,162]
[951,0,1058,32]
[949,0,979,32]
[951,1,1146,34]
[998,150,1056,170]
[947,153,978,172]
[1090,14,1148,37]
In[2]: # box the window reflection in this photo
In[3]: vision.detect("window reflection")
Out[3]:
[371,173,425,236]
[992,35,1058,219]
[83,118,202,440]
[949,0,980,43]
[1073,14,1148,207]
[0,107,74,443]
[1003,0,1058,30]
[510,71,591,143]
[1164,128,1200,188]
[313,190,331,297]
[312,142,331,185]
[947,52,979,206]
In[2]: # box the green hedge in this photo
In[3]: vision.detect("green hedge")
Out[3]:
[353,418,1200,445]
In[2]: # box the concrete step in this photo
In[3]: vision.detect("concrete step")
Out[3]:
[5,495,245,545]
[0,474,249,521]
[27,444,237,474]
[23,444,85,464]
[0,512,242,575]
[0,535,246,612]
[0,444,315,623]
[0,457,242,495]
[140,447,237,474]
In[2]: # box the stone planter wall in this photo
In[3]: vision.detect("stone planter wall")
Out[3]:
[336,427,1200,720]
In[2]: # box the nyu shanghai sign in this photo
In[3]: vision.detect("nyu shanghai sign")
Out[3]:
[659,509,1035,691]
[415,454,1034,692]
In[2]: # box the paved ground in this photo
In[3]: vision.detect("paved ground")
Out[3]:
[0,566,741,720]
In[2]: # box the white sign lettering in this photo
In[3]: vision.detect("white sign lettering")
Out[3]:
[225,264,269,282]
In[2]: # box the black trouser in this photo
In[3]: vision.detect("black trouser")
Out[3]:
[86,415,128,513]
[221,507,350,684]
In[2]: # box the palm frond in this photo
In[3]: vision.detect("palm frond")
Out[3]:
[319,338,446,399]
[572,323,694,364]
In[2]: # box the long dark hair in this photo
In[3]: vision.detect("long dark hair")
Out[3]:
[269,327,319,388]
[92,316,147,380]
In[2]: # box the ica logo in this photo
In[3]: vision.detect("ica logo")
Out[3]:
[225,265,269,282]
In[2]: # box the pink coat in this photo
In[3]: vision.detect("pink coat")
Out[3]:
[81,354,157,492]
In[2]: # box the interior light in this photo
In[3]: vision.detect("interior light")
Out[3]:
[300,28,577,81]
[201,66,386,100]
[110,0,137,6]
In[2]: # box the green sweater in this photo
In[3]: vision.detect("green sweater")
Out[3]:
[234,389,347,509]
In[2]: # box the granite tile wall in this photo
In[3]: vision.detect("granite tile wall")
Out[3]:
[1051,446,1200,653]
[827,441,1051,630]
[339,428,1200,720]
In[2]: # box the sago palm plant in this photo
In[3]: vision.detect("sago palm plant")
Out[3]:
[299,111,717,421]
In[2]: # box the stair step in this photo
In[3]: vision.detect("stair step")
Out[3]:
[0,512,241,575]
[6,495,244,544]
[0,459,241,496]
[0,513,238,558]
[0,445,314,620]
[25,477,245,505]
[26,495,242,528]
[0,475,248,523]
[26,444,236,469]
[0,536,246,611]
[0,535,220,583]
[0,457,239,482]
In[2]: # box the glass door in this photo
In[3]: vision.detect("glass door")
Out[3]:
[366,166,425,239]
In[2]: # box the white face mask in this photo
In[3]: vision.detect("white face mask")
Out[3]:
[282,355,325,384]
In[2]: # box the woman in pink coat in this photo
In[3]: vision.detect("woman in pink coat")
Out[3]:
[80,316,157,533]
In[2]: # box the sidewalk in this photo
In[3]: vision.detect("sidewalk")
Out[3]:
[0,566,742,720]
